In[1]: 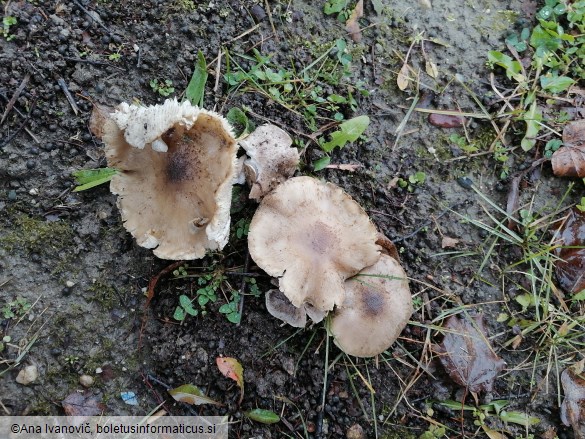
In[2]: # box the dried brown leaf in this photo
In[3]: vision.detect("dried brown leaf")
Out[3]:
[441,236,460,248]
[435,314,506,393]
[345,0,364,43]
[397,63,410,91]
[62,391,105,418]
[325,163,362,172]
[552,119,585,178]
[560,361,585,439]
[554,209,585,294]
[89,104,114,140]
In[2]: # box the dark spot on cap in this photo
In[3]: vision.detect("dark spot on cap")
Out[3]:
[361,289,385,317]
[166,150,190,182]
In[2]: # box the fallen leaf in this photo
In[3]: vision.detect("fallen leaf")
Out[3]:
[216,357,244,404]
[434,314,506,393]
[552,119,585,178]
[244,408,280,424]
[397,63,410,91]
[345,0,364,42]
[560,361,585,439]
[371,0,383,15]
[62,391,105,417]
[441,236,460,248]
[481,425,507,439]
[554,209,585,294]
[168,384,223,406]
[325,163,362,172]
[425,60,438,78]
[428,113,465,128]
[89,104,114,139]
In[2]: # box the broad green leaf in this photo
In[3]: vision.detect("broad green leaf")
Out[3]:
[169,384,222,406]
[72,168,117,192]
[313,156,331,171]
[173,306,186,321]
[540,75,575,93]
[321,115,369,153]
[185,50,207,107]
[530,25,562,53]
[226,312,241,324]
[487,51,524,82]
[324,0,348,15]
[521,101,542,151]
[244,409,280,424]
[226,107,253,137]
[179,295,197,316]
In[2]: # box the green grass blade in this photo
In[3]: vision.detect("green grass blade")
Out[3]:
[185,50,208,107]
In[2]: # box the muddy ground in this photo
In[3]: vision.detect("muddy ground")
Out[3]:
[1,0,583,438]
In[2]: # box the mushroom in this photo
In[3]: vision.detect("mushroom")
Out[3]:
[265,289,326,328]
[239,124,300,199]
[248,176,380,312]
[330,253,412,357]
[102,99,238,259]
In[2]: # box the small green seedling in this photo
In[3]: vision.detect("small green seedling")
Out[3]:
[218,292,241,324]
[234,218,250,239]
[449,133,478,154]
[173,295,198,321]
[543,138,562,158]
[72,168,118,192]
[397,171,426,192]
[150,79,175,97]
[576,196,585,213]
[2,16,17,41]
[1,297,32,319]
[320,115,370,153]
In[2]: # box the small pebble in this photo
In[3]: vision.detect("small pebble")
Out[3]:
[250,4,267,22]
[26,159,36,169]
[65,280,75,288]
[79,375,94,387]
[16,364,38,385]
[29,188,39,196]
[8,190,17,201]
[95,367,103,374]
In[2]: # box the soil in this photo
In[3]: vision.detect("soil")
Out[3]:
[0,1,582,438]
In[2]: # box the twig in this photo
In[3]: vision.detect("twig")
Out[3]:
[0,100,36,149]
[71,0,112,35]
[263,0,278,41]
[1,73,30,125]
[57,78,80,115]
[236,251,250,327]
[315,332,330,437]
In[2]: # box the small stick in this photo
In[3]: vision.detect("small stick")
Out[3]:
[0,101,36,149]
[1,73,30,125]
[236,251,250,327]
[57,78,80,115]
[264,0,278,41]
[71,0,112,35]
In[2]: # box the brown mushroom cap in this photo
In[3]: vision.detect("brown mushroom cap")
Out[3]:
[103,99,238,260]
[240,124,300,199]
[330,253,412,357]
[248,176,380,311]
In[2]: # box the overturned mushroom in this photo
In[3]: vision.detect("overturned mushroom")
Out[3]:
[265,289,326,328]
[248,176,380,312]
[101,99,238,259]
[240,124,300,199]
[330,253,412,357]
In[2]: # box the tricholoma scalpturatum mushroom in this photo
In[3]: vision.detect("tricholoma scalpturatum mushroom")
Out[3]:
[248,175,413,357]
[98,99,238,260]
